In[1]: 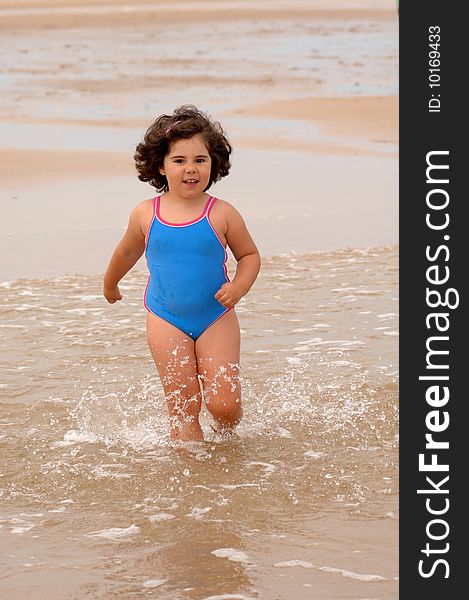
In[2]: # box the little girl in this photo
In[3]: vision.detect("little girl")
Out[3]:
[103,105,261,442]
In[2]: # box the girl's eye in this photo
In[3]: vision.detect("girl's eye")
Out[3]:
[196,158,206,163]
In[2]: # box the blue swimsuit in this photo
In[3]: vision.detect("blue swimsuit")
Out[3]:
[144,195,231,340]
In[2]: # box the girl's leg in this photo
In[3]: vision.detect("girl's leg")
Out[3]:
[146,312,203,441]
[195,310,242,433]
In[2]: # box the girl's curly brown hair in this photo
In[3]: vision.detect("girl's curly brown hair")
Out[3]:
[134,105,232,192]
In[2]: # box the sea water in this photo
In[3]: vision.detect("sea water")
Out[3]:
[1,247,398,599]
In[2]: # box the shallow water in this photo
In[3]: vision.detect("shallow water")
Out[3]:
[1,246,398,599]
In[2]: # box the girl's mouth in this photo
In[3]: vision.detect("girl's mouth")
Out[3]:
[183,179,199,185]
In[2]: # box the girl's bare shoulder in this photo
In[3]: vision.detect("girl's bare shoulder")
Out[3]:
[134,197,155,213]
[212,198,246,228]
[131,197,155,235]
[211,198,240,218]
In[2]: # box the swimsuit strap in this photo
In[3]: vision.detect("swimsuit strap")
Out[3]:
[153,195,159,218]
[144,196,159,245]
[206,196,218,218]
[156,194,213,227]
[200,195,215,218]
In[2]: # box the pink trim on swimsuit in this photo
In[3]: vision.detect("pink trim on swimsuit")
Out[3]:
[156,195,213,227]
[144,196,158,246]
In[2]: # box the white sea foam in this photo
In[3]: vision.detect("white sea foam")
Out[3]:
[219,483,259,490]
[355,290,383,296]
[338,295,358,302]
[65,307,98,315]
[85,524,140,540]
[11,523,36,534]
[52,429,97,447]
[72,294,103,302]
[246,461,276,475]
[186,507,212,519]
[275,560,314,569]
[211,548,252,564]
[286,356,303,365]
[304,450,323,459]
[296,338,323,346]
[143,579,168,588]
[202,594,255,600]
[149,513,176,523]
[329,360,356,366]
[91,465,131,479]
[276,427,293,438]
[274,560,386,581]
[318,566,386,581]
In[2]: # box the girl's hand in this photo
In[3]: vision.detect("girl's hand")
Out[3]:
[214,282,244,308]
[103,284,123,304]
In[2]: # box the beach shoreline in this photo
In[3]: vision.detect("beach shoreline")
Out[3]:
[0,0,398,281]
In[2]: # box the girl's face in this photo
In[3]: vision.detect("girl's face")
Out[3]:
[160,134,212,199]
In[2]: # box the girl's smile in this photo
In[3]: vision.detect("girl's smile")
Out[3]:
[160,134,212,199]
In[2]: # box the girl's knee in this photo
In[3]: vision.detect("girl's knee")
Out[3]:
[200,363,242,424]
[205,394,242,423]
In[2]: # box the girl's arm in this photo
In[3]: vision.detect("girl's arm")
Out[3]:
[103,203,146,303]
[215,205,261,308]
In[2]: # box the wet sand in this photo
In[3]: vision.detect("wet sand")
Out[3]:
[0,95,398,179]
[0,0,393,31]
